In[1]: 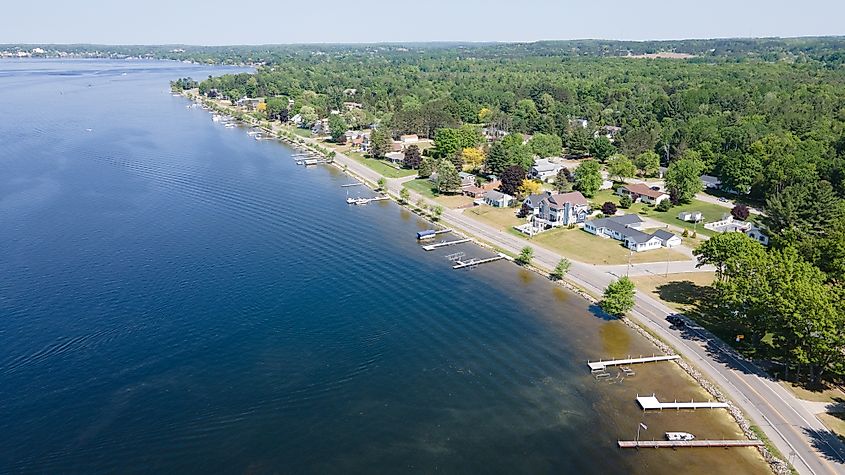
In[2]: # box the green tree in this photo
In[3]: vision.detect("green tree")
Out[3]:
[435,159,462,194]
[328,114,347,142]
[607,154,636,182]
[403,144,422,169]
[377,177,387,191]
[369,127,392,159]
[399,187,410,204]
[434,127,463,157]
[634,151,661,177]
[555,168,573,192]
[600,277,636,317]
[528,133,563,158]
[516,246,534,265]
[589,136,616,162]
[619,195,633,209]
[573,159,602,197]
[664,157,704,203]
[693,232,766,282]
[486,134,532,175]
[418,157,435,178]
[513,99,540,133]
[432,205,444,220]
[550,258,571,280]
[299,105,318,126]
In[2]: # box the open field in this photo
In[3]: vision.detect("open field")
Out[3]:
[436,194,475,208]
[344,151,416,179]
[404,178,437,198]
[464,206,524,229]
[631,272,716,312]
[530,228,690,265]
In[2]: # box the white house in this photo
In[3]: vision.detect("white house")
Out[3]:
[678,211,703,222]
[483,190,514,208]
[584,214,679,252]
[385,152,405,164]
[653,229,682,247]
[745,225,770,245]
[530,159,563,182]
[534,191,591,228]
[399,134,419,144]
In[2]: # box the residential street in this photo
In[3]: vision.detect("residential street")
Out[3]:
[318,143,845,475]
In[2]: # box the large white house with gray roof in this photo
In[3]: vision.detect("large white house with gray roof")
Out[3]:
[584,214,680,252]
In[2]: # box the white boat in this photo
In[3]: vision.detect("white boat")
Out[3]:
[224,123,236,129]
[212,114,222,122]
[665,432,695,441]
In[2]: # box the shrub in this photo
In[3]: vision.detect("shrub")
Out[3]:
[619,195,633,209]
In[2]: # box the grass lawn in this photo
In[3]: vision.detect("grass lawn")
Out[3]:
[529,228,690,265]
[436,194,475,208]
[404,178,437,198]
[631,272,716,312]
[464,206,524,229]
[778,381,845,404]
[291,127,312,138]
[346,151,416,179]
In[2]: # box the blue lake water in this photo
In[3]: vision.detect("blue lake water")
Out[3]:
[0,60,766,474]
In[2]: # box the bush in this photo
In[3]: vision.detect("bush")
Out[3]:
[731,204,750,221]
[656,199,672,212]
[682,229,689,237]
[515,246,534,266]
[619,195,633,209]
[601,201,618,215]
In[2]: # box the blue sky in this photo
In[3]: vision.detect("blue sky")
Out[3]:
[1,0,842,44]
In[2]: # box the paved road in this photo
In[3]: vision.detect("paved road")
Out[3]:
[283,129,845,474]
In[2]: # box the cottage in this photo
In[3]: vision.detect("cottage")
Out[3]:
[463,185,486,198]
[530,159,564,182]
[399,134,419,144]
[570,118,589,128]
[480,180,501,191]
[235,96,262,111]
[677,211,703,222]
[700,175,722,190]
[596,125,622,140]
[600,179,614,190]
[390,141,404,152]
[617,183,670,205]
[534,191,591,228]
[458,172,476,188]
[385,152,405,164]
[483,190,514,208]
[584,214,678,252]
[746,226,770,245]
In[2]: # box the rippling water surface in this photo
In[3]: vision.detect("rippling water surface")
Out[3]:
[0,60,767,474]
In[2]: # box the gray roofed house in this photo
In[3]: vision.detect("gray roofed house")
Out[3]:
[584,214,677,252]
[483,190,514,208]
[534,191,591,228]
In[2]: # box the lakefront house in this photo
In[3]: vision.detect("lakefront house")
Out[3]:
[617,183,670,205]
[584,214,680,252]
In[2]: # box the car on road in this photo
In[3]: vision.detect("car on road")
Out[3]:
[718,197,729,202]
[666,314,686,327]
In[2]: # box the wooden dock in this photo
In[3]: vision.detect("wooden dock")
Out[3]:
[422,238,471,251]
[587,354,679,371]
[452,254,506,269]
[417,228,453,240]
[618,439,763,449]
[636,394,729,410]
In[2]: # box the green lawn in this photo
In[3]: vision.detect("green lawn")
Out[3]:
[346,152,416,179]
[529,227,690,265]
[404,178,437,198]
[631,272,716,312]
[291,127,312,138]
[464,206,524,229]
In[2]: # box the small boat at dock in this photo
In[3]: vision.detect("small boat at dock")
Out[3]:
[666,432,695,441]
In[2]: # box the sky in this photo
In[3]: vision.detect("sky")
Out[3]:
[1,0,843,45]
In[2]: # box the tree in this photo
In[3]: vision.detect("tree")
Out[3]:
[435,160,462,194]
[555,168,573,192]
[573,159,602,197]
[461,147,485,171]
[550,258,571,281]
[403,145,422,169]
[528,133,563,158]
[516,246,534,265]
[478,107,494,123]
[607,154,636,182]
[399,187,410,204]
[634,151,661,177]
[500,165,527,196]
[432,205,444,221]
[619,195,633,209]
[299,105,318,126]
[513,99,540,133]
[731,204,750,221]
[519,179,543,196]
[602,201,617,215]
[486,134,532,175]
[369,127,392,159]
[328,114,347,143]
[693,232,766,282]
[377,177,387,191]
[589,136,616,162]
[656,199,672,212]
[418,157,435,178]
[600,277,636,317]
[433,127,463,157]
[664,157,704,204]
[764,181,845,238]
[265,97,288,121]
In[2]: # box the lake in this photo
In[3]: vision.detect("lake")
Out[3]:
[0,59,767,474]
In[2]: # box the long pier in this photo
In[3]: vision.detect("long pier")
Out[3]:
[452,254,505,269]
[618,439,763,449]
[636,395,729,410]
[422,238,471,251]
[587,354,679,371]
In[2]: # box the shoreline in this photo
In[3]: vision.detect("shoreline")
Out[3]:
[182,90,788,474]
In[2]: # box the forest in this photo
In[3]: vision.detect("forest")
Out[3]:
[192,40,845,385]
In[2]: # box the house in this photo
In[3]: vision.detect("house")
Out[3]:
[700,175,722,190]
[343,101,363,111]
[584,214,678,252]
[596,125,622,140]
[235,97,262,110]
[522,192,552,216]
[463,185,486,198]
[482,126,508,141]
[746,226,770,245]
[483,190,514,208]
[399,134,419,144]
[600,179,614,190]
[458,172,476,188]
[480,180,501,191]
[385,152,405,164]
[534,191,591,228]
[653,229,682,247]
[678,211,703,222]
[570,118,589,128]
[311,118,329,136]
[530,159,564,182]
[617,183,670,205]
[390,140,404,152]
[703,214,769,245]
[291,113,303,126]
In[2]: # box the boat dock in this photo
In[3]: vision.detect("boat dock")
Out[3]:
[636,394,729,410]
[452,254,506,269]
[416,228,453,240]
[347,196,390,205]
[618,439,763,449]
[341,183,362,188]
[587,354,679,371]
[422,238,471,251]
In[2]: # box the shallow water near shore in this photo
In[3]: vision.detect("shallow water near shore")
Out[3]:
[0,59,768,473]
